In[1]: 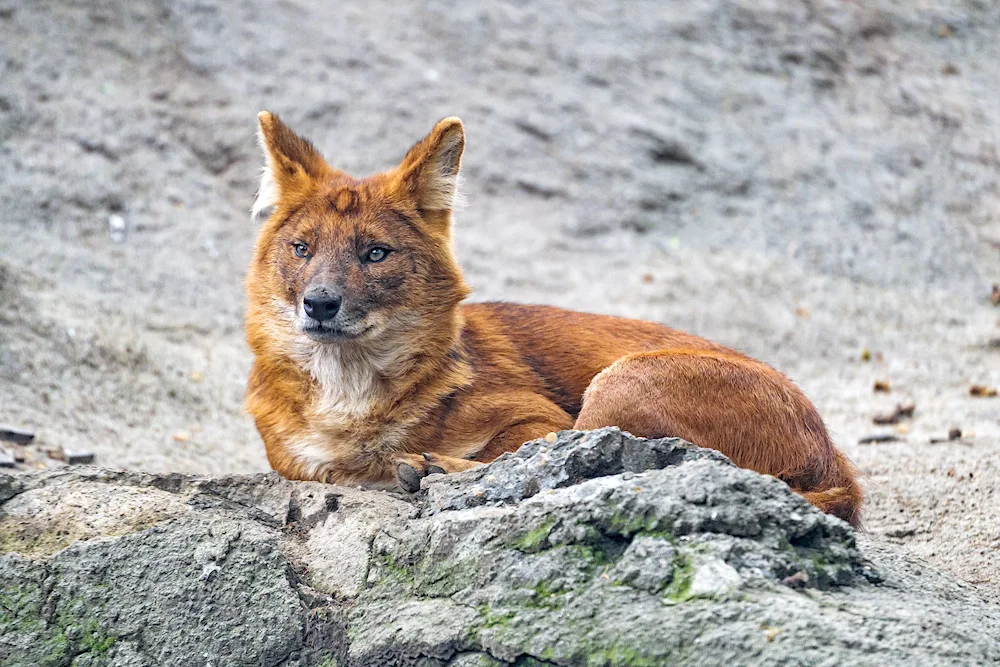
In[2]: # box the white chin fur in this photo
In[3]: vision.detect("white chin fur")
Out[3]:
[271,297,410,417]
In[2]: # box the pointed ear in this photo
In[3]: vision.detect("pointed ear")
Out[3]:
[251,111,332,219]
[394,117,465,214]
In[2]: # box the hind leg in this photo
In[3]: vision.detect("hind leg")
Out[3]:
[575,349,861,523]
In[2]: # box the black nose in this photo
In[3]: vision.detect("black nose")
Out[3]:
[303,294,342,322]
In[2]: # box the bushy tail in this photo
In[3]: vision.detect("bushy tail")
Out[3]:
[795,451,864,527]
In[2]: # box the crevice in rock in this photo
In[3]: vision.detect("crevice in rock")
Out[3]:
[187,490,283,528]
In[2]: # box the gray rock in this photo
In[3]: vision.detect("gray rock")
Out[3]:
[423,428,732,513]
[0,426,33,446]
[1,429,998,666]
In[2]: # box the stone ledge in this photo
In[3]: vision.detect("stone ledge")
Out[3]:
[1,429,998,666]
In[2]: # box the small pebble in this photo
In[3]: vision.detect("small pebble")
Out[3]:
[543,432,558,443]
[884,524,917,538]
[108,214,126,244]
[64,449,95,465]
[0,424,35,444]
[873,380,891,393]
[931,429,969,444]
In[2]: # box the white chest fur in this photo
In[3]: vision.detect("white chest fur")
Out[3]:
[306,343,382,417]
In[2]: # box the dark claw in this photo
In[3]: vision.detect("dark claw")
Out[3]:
[421,452,434,461]
[425,465,446,476]
[397,463,423,493]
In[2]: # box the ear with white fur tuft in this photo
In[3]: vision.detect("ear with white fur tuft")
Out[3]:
[395,117,466,214]
[251,111,333,220]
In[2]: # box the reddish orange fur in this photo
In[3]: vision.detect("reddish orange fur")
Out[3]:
[244,113,863,526]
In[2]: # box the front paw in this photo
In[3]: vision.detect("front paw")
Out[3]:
[396,461,424,493]
[395,453,443,493]
[395,452,484,492]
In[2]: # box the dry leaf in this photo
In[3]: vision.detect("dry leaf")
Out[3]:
[931,429,966,444]
[859,433,900,444]
[873,402,915,424]
[764,626,783,642]
[45,446,66,461]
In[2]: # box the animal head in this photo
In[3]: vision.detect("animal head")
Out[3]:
[245,113,470,359]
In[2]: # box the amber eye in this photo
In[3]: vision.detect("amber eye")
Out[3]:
[365,247,389,263]
[292,242,309,258]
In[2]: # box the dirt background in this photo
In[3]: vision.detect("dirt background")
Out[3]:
[1,0,998,600]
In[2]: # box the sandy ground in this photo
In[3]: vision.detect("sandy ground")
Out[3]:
[1,1,998,600]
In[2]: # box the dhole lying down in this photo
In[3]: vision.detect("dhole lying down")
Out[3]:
[244,113,863,526]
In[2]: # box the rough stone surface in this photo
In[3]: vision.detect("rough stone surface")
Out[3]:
[2,429,998,666]
[423,428,733,513]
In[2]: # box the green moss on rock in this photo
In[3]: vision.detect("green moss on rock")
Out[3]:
[661,552,695,603]
[582,642,663,667]
[511,518,558,553]
[0,580,118,667]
